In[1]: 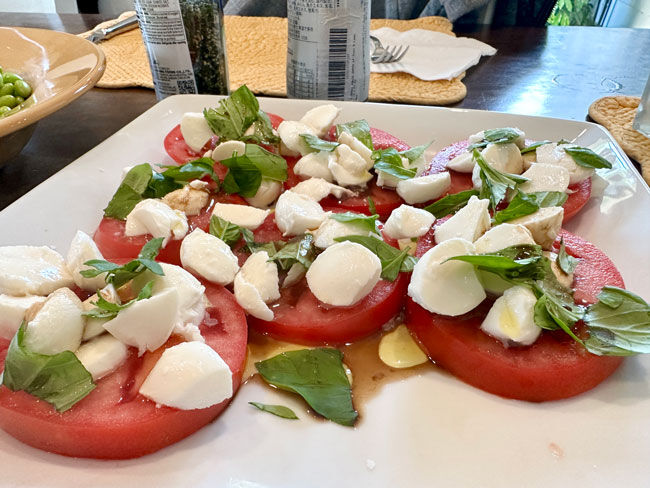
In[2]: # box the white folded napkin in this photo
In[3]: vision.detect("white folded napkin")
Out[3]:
[370,27,497,81]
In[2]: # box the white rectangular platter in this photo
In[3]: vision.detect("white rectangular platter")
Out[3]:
[1,95,649,488]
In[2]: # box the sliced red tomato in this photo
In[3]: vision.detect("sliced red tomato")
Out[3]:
[406,227,625,402]
[164,113,285,165]
[93,193,247,265]
[422,139,592,222]
[0,283,247,459]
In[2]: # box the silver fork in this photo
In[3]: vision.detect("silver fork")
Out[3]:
[370,35,410,64]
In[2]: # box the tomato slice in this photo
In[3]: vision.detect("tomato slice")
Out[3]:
[423,139,592,222]
[0,283,247,459]
[164,113,285,165]
[93,193,247,265]
[406,227,625,402]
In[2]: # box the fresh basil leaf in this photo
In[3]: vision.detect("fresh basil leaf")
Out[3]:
[240,110,280,146]
[241,228,278,255]
[159,157,218,183]
[492,191,567,224]
[583,287,650,356]
[468,128,522,150]
[367,196,377,215]
[330,212,380,234]
[103,164,156,219]
[300,134,339,153]
[255,348,357,426]
[400,143,430,163]
[248,401,299,419]
[372,148,417,180]
[534,292,584,343]
[2,325,95,412]
[336,119,373,150]
[423,189,479,218]
[270,234,316,271]
[474,149,528,210]
[557,237,579,275]
[564,146,612,169]
[448,244,545,283]
[243,144,288,182]
[203,85,260,141]
[520,140,551,154]
[220,144,288,197]
[334,235,417,281]
[83,280,154,320]
[209,215,244,246]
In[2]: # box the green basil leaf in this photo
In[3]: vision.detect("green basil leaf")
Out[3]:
[159,157,218,182]
[474,149,529,210]
[400,143,430,163]
[334,235,417,281]
[423,189,479,218]
[300,134,339,153]
[240,110,280,146]
[144,172,183,199]
[2,325,96,412]
[584,287,650,356]
[564,146,612,169]
[243,144,288,182]
[203,85,260,141]
[492,191,567,224]
[83,280,154,320]
[329,212,380,234]
[103,163,155,219]
[220,144,287,197]
[468,127,522,150]
[557,237,579,275]
[367,196,377,215]
[270,234,316,271]
[248,402,299,419]
[241,228,278,255]
[448,244,545,283]
[209,215,244,246]
[336,119,373,150]
[255,348,357,426]
[372,148,417,180]
[520,140,551,154]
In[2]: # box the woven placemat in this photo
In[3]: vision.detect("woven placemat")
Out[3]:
[589,96,650,185]
[80,13,466,105]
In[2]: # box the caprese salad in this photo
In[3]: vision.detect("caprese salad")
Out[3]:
[1,85,648,461]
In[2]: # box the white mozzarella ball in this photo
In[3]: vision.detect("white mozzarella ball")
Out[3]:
[23,288,85,355]
[76,334,128,380]
[293,151,336,182]
[383,205,436,240]
[211,140,246,162]
[330,144,373,187]
[233,274,274,321]
[536,143,595,185]
[0,294,47,340]
[312,215,376,249]
[139,341,233,410]
[337,131,373,168]
[481,285,540,346]
[396,172,451,204]
[446,150,475,173]
[244,179,283,208]
[180,229,240,286]
[300,104,340,138]
[518,163,570,194]
[180,112,213,153]
[274,190,327,236]
[481,142,524,175]
[125,199,188,247]
[408,238,486,316]
[473,223,536,254]
[278,120,317,156]
[508,206,564,250]
[291,178,355,202]
[306,241,381,306]
[0,245,74,296]
[212,203,270,230]
[435,196,491,244]
[238,251,280,303]
[66,230,107,291]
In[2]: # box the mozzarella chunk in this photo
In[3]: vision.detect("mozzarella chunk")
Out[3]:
[409,238,486,316]
[468,130,485,144]
[481,285,540,346]
[0,246,73,296]
[233,251,280,320]
[522,151,537,170]
[0,294,47,340]
[76,334,128,380]
[396,172,451,204]
[293,151,336,182]
[544,251,575,289]
[66,230,107,291]
[180,112,213,153]
[312,215,376,249]
[536,143,595,184]
[471,163,482,190]
[435,196,491,244]
[233,275,273,321]
[212,203,270,230]
[283,263,307,288]
[508,206,564,250]
[292,178,355,202]
[278,120,316,156]
[140,341,233,410]
[337,131,373,167]
[162,184,209,216]
[180,229,240,286]
[274,190,327,236]
[481,142,524,175]
[23,288,85,355]
[211,140,246,162]
[125,199,188,247]
[306,241,381,306]
[104,288,179,355]
[518,163,570,194]
[383,205,436,240]
[473,223,536,254]
[82,284,120,341]
[300,104,340,137]
[447,150,475,173]
[470,128,525,148]
[330,144,373,187]
[245,179,283,208]
[376,156,410,189]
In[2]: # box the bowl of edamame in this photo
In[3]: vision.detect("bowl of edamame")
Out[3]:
[0,27,105,165]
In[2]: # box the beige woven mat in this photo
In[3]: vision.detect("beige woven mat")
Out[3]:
[589,96,650,185]
[80,13,466,105]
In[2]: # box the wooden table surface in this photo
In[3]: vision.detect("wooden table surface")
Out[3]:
[1,13,649,211]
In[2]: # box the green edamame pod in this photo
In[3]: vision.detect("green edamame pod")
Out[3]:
[13,79,32,98]
[14,96,24,105]
[0,83,13,96]
[0,94,17,108]
[2,72,22,84]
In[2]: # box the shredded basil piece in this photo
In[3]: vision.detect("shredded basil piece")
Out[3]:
[492,191,567,224]
[367,196,377,215]
[249,402,299,419]
[329,212,380,234]
[372,148,417,180]
[564,146,612,169]
[270,234,316,271]
[220,144,287,197]
[335,119,373,150]
[159,157,218,183]
[423,189,479,218]
[300,134,339,153]
[2,325,96,412]
[474,149,528,210]
[334,235,416,281]
[557,238,579,275]
[255,348,357,426]
[520,140,551,154]
[83,280,154,320]
[468,128,522,150]
[241,228,278,255]
[209,215,244,246]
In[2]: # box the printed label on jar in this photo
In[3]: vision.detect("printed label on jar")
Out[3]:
[287,0,370,101]
[135,0,197,99]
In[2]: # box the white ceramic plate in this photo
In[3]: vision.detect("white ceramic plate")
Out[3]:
[1,96,649,488]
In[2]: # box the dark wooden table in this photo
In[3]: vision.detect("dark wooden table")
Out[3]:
[1,13,649,211]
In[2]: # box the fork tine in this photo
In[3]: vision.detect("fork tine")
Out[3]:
[392,45,409,62]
